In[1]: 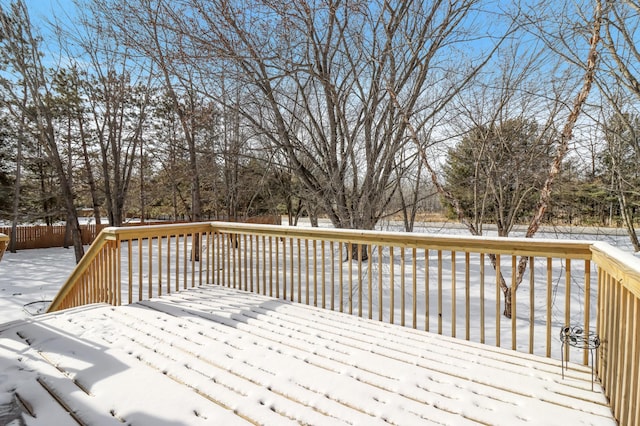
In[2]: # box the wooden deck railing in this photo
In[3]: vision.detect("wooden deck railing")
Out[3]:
[47,222,638,425]
[0,233,8,262]
[591,242,640,425]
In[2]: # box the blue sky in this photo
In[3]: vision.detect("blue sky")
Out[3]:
[22,0,80,62]
[25,0,76,26]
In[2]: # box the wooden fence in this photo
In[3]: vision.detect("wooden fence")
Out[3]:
[0,216,281,250]
[0,233,8,261]
[0,224,108,250]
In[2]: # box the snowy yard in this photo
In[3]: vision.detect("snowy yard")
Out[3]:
[0,246,78,323]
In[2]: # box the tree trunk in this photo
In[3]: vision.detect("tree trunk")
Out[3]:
[524,1,602,239]
[140,141,145,224]
[63,220,71,249]
[79,117,101,225]
[100,142,115,225]
[37,159,51,226]
[53,139,85,262]
[9,120,24,254]
[49,147,85,261]
[346,243,369,262]
[503,286,512,318]
[392,2,603,318]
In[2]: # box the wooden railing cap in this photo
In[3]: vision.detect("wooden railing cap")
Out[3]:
[590,241,640,299]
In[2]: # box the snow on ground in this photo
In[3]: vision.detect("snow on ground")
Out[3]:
[0,246,79,323]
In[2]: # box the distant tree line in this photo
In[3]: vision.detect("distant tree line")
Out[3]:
[1,0,639,265]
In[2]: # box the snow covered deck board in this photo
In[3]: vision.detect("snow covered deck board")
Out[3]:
[0,286,615,425]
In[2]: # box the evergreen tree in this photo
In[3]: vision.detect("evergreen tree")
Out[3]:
[444,118,554,236]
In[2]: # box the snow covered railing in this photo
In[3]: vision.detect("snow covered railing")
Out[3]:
[0,233,8,262]
[47,221,639,425]
[49,222,212,309]
[591,242,640,425]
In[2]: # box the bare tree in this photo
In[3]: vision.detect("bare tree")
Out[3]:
[391,145,431,233]
[0,0,85,261]
[602,112,640,251]
[219,77,244,220]
[596,0,640,251]
[56,6,156,226]
[394,0,603,317]
[144,0,501,236]
[80,0,204,225]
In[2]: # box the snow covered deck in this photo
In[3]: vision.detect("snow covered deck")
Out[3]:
[1,285,615,425]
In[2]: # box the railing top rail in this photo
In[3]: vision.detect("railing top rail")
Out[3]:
[47,231,113,312]
[590,241,640,299]
[46,222,224,313]
[0,233,8,242]
[101,222,213,240]
[210,222,595,259]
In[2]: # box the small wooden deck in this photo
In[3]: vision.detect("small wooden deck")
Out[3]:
[0,286,615,425]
